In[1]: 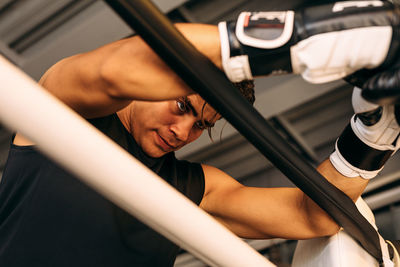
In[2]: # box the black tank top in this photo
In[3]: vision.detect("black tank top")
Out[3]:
[0,114,205,267]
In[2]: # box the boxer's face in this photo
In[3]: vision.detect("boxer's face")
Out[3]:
[119,94,220,158]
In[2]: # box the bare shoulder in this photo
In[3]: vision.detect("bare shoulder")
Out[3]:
[201,164,243,198]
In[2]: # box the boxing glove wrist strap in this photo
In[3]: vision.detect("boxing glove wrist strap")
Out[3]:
[330,124,394,179]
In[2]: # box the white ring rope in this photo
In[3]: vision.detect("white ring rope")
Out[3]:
[0,55,275,267]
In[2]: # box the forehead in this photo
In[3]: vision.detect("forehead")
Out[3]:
[187,94,221,123]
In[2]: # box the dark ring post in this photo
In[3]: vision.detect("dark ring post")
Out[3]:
[104,0,383,264]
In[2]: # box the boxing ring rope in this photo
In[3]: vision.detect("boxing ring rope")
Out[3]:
[104,0,385,264]
[0,56,274,267]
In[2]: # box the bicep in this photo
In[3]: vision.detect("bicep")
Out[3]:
[200,164,320,239]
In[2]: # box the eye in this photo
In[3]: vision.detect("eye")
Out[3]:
[194,121,206,130]
[176,99,188,113]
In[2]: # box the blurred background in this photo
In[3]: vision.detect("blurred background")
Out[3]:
[0,0,399,266]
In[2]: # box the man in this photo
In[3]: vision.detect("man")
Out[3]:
[1,2,400,266]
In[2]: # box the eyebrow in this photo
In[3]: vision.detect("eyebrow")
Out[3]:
[185,99,214,127]
[185,99,198,117]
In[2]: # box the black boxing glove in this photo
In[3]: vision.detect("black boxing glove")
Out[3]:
[218,1,400,83]
[346,61,400,105]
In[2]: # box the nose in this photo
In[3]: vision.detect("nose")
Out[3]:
[170,117,195,142]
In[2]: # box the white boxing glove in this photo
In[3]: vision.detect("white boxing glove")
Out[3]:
[218,1,400,83]
[330,87,400,179]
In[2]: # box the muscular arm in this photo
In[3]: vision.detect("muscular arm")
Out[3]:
[200,159,368,240]
[39,23,221,118]
[15,24,221,145]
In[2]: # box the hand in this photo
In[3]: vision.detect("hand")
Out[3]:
[345,62,400,105]
[330,87,400,179]
[219,1,400,84]
[351,87,400,150]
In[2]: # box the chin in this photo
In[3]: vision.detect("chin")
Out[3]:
[149,152,165,158]
[143,147,167,158]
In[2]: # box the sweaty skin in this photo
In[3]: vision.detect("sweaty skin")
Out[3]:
[14,23,368,240]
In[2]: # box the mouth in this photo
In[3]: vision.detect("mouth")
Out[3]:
[156,133,178,151]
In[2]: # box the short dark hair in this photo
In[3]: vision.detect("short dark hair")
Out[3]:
[204,79,255,139]
[233,79,256,105]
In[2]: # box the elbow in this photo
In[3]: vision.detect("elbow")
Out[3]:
[303,203,341,238]
[320,222,341,237]
[302,194,341,238]
[309,216,341,238]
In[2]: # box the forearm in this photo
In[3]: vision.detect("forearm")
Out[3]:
[300,159,369,237]
[302,85,400,237]
[98,23,221,101]
[316,159,368,202]
[99,31,187,101]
